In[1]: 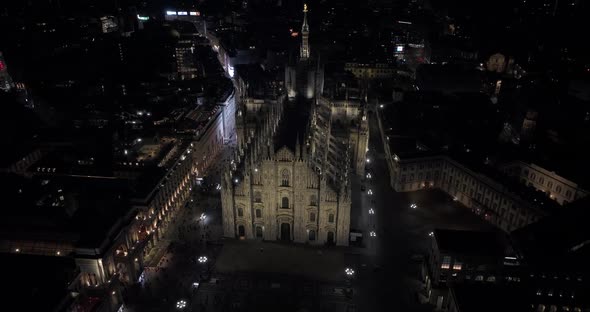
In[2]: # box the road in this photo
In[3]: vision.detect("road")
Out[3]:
[352,109,496,311]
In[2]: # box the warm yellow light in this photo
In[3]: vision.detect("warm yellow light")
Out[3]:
[303,3,308,12]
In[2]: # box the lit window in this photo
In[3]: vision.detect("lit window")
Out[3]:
[453,262,462,270]
[441,256,451,269]
[475,275,484,281]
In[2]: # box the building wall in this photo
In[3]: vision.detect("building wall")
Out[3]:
[221,147,350,246]
[502,162,588,206]
[387,155,545,232]
[344,62,397,80]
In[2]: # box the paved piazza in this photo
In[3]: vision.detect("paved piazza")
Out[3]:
[215,240,356,282]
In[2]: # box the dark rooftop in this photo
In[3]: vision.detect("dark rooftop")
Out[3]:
[273,98,310,153]
[434,229,507,258]
[449,284,530,312]
[511,197,590,271]
[3,253,77,312]
[1,173,132,249]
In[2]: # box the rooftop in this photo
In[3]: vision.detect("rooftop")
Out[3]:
[3,253,77,312]
[1,173,132,249]
[511,197,590,271]
[449,284,530,312]
[434,229,507,258]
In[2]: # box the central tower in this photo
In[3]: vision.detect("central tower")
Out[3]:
[300,4,310,60]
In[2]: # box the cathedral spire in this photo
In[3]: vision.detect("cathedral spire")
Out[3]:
[300,3,310,60]
[295,133,301,160]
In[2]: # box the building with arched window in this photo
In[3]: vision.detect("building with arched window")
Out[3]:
[220,5,356,246]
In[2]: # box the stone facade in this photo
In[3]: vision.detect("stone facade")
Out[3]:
[221,146,351,246]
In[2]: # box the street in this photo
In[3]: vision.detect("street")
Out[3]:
[351,110,497,311]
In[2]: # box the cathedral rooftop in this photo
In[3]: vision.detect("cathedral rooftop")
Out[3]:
[273,98,310,154]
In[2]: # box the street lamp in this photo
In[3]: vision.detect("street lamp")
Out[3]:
[410,203,418,209]
[428,232,434,237]
[176,300,187,309]
[368,208,375,215]
[198,256,208,264]
[345,267,355,276]
[367,189,373,195]
[199,213,206,222]
[366,173,372,179]
[370,231,377,237]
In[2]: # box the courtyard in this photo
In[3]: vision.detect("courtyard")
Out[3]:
[215,239,358,283]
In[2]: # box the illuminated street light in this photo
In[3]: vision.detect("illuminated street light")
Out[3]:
[176,300,187,309]
[370,231,377,237]
[345,268,355,276]
[234,178,239,183]
[198,256,208,264]
[368,208,375,215]
[367,189,373,195]
[366,158,371,163]
[366,173,372,179]
[410,203,418,209]
[199,213,206,221]
[379,104,384,108]
[428,232,434,237]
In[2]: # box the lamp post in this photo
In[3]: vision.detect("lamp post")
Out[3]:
[344,267,355,298]
[198,256,208,280]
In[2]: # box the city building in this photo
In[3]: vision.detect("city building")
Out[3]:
[383,140,551,232]
[426,229,519,309]
[445,284,530,312]
[100,16,118,33]
[175,39,197,79]
[284,4,324,100]
[225,81,352,244]
[0,51,14,91]
[220,6,357,245]
[344,62,397,80]
[501,161,588,206]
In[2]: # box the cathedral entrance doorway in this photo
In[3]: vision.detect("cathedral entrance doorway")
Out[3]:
[327,231,335,245]
[255,226,263,238]
[280,223,290,241]
[238,225,245,238]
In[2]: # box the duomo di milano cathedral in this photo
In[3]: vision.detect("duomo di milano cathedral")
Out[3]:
[221,4,369,246]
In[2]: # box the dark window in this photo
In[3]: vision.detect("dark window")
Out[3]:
[309,230,316,241]
[328,213,335,223]
[281,197,289,208]
[237,207,244,217]
[309,212,316,222]
[255,209,261,218]
[281,169,290,186]
[310,195,317,206]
